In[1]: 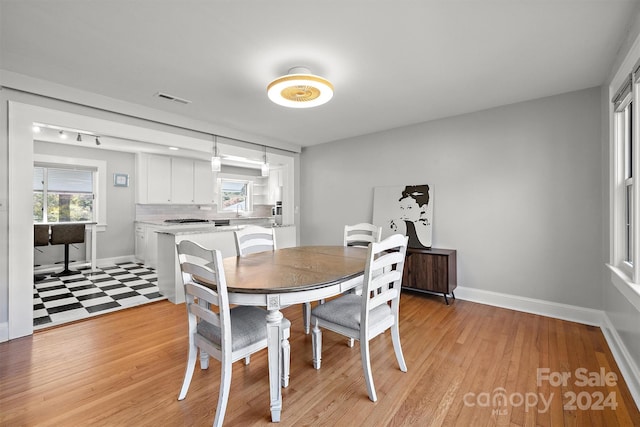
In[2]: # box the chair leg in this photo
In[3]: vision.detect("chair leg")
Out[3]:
[200,348,210,370]
[281,326,290,388]
[213,356,232,427]
[391,322,407,372]
[302,302,311,334]
[178,341,198,400]
[360,339,377,402]
[311,321,322,369]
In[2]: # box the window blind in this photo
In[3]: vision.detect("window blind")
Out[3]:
[33,167,44,191]
[47,168,93,193]
[221,181,246,193]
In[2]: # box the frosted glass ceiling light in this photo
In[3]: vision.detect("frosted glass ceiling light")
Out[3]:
[267,66,333,108]
[211,135,221,172]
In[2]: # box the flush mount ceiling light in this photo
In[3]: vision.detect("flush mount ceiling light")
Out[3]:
[267,66,333,108]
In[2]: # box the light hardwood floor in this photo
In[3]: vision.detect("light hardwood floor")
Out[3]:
[1,292,639,426]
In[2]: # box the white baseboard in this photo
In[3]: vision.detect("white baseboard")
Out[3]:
[455,286,639,410]
[95,255,138,268]
[454,286,604,326]
[600,313,640,410]
[0,322,8,343]
[34,255,139,274]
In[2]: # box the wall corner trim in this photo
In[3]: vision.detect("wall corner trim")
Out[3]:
[0,322,8,343]
[601,313,640,410]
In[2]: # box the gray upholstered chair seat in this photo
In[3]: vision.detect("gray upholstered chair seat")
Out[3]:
[198,306,291,352]
[311,294,391,330]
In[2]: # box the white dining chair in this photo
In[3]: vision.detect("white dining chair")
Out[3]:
[343,222,383,346]
[311,233,409,402]
[234,225,278,255]
[343,222,382,247]
[234,225,314,334]
[176,240,291,427]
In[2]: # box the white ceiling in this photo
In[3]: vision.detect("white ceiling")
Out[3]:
[1,1,639,148]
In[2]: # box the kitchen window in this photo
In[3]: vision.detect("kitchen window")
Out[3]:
[219,179,252,213]
[34,166,95,223]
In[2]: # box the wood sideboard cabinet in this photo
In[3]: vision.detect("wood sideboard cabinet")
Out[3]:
[402,247,457,304]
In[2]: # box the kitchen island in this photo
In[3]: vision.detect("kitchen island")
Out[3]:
[155,224,296,303]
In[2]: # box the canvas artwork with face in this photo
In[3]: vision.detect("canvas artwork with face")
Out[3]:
[372,184,433,249]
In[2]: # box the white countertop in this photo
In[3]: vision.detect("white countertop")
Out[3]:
[136,216,273,227]
[154,223,294,236]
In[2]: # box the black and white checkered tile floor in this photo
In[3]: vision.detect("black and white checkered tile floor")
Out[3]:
[33,262,165,329]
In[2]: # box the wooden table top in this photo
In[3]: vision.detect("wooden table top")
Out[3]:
[222,245,368,294]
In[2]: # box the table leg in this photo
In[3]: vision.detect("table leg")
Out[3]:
[266,308,283,422]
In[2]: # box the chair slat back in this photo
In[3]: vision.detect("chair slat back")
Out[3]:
[186,283,222,327]
[361,234,408,319]
[234,225,276,255]
[176,240,231,348]
[344,223,382,247]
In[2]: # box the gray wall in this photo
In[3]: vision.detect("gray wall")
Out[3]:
[301,87,603,310]
[34,140,136,260]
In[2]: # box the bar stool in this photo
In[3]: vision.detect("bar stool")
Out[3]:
[34,224,50,282]
[50,224,86,277]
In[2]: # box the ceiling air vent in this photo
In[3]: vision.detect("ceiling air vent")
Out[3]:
[154,92,192,105]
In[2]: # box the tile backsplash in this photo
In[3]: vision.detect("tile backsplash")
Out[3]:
[136,204,274,221]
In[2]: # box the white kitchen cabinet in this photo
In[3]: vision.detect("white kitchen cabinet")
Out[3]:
[170,157,195,204]
[268,168,283,204]
[134,222,159,268]
[193,160,215,204]
[137,154,215,204]
[275,225,296,248]
[146,155,172,203]
[145,225,159,268]
[135,223,146,262]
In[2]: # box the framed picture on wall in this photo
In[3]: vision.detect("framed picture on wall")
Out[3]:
[372,184,433,249]
[113,173,129,187]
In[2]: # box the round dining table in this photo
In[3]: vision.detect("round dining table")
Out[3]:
[222,245,369,423]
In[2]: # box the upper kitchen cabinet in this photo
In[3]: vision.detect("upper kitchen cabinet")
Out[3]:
[136,153,215,204]
[145,154,172,203]
[193,160,215,204]
[170,157,194,204]
[268,167,283,204]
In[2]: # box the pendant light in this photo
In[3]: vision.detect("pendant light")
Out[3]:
[267,66,333,108]
[211,135,221,172]
[261,145,270,177]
